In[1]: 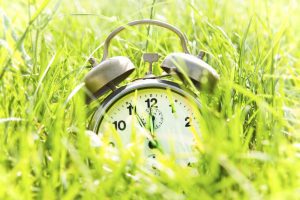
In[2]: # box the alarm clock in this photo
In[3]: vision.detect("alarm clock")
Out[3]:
[84,19,219,164]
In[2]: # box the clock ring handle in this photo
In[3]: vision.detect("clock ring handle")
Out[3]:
[101,19,190,61]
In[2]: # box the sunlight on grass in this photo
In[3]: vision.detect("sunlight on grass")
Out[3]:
[1,0,300,199]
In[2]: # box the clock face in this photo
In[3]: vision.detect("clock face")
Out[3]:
[95,84,201,164]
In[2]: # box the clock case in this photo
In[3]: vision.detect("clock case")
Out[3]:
[84,19,219,132]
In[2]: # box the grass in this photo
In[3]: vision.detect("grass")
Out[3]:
[1,0,300,199]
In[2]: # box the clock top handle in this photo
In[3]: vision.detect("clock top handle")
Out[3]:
[101,19,190,61]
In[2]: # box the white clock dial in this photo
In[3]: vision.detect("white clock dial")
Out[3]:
[97,87,200,163]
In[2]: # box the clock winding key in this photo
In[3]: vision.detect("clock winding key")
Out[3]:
[143,53,159,75]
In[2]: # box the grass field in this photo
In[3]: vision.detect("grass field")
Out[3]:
[1,0,300,199]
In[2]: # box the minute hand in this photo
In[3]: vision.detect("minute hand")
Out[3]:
[132,105,156,143]
[149,108,155,138]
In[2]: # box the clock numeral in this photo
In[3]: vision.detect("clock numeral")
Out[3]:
[169,104,175,113]
[145,98,158,108]
[113,120,126,131]
[127,104,136,115]
[185,117,191,127]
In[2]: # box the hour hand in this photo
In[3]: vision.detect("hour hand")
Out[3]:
[136,113,146,128]
[131,104,152,134]
[134,107,161,151]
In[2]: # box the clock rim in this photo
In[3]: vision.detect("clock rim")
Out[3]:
[89,79,201,133]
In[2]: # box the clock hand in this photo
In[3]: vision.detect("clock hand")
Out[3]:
[127,103,144,127]
[128,103,162,152]
[148,108,155,137]
[135,110,145,127]
[147,108,164,152]
[130,104,158,149]
[147,108,156,148]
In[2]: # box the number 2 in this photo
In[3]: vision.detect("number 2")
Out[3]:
[185,117,191,127]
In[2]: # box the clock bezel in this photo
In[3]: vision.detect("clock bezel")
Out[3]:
[89,79,201,133]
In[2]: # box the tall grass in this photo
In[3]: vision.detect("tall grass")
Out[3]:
[0,0,300,199]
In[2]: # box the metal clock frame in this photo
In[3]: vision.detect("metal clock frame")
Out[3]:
[89,78,201,133]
